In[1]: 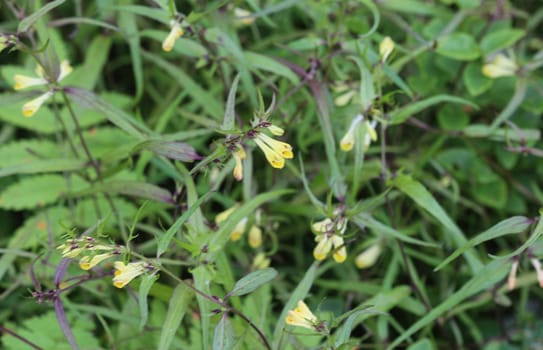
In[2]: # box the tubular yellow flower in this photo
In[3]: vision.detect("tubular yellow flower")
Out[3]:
[248,225,262,248]
[331,235,347,263]
[233,145,246,181]
[58,60,73,81]
[22,91,53,117]
[285,300,318,330]
[252,252,271,270]
[234,7,255,26]
[57,240,84,259]
[253,132,293,169]
[482,54,517,78]
[507,260,519,290]
[14,74,47,90]
[355,244,381,269]
[79,252,115,270]
[340,114,363,152]
[364,120,378,149]
[267,124,284,136]
[230,217,248,241]
[312,217,348,262]
[334,90,356,107]
[530,258,543,288]
[215,205,249,241]
[379,36,395,63]
[215,205,238,224]
[112,261,147,288]
[162,20,184,52]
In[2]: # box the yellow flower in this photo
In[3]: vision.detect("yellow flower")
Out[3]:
[215,205,248,241]
[57,239,84,259]
[234,7,255,26]
[252,252,270,270]
[312,218,347,263]
[379,36,395,63]
[285,300,318,330]
[15,60,73,117]
[507,259,519,290]
[248,225,262,248]
[14,60,72,90]
[233,145,246,181]
[482,54,517,78]
[253,132,293,169]
[334,90,356,107]
[355,244,381,269]
[162,20,184,52]
[266,123,284,136]
[340,114,363,152]
[530,258,543,288]
[22,91,53,117]
[364,120,378,149]
[340,115,378,152]
[112,261,147,288]
[79,252,115,270]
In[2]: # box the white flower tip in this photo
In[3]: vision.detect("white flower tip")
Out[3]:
[379,36,395,62]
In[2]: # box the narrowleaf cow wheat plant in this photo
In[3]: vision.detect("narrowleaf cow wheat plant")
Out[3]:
[1,1,543,349]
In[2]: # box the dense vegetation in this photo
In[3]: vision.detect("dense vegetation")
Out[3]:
[1,1,542,349]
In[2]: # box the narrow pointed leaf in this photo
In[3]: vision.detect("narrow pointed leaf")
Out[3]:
[227,268,278,298]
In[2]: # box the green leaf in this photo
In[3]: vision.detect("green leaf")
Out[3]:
[0,158,86,177]
[407,338,435,350]
[335,287,411,346]
[436,33,480,61]
[480,29,525,54]
[221,74,241,131]
[73,180,174,204]
[119,11,144,102]
[437,104,470,130]
[133,140,200,162]
[18,0,66,33]
[390,174,483,272]
[0,140,61,167]
[212,314,234,350]
[471,179,508,209]
[354,214,438,247]
[1,311,100,350]
[387,260,510,349]
[435,216,531,271]
[67,88,150,139]
[142,51,224,120]
[227,268,278,298]
[157,283,194,350]
[390,95,478,124]
[379,0,449,15]
[245,52,299,84]
[463,62,493,96]
[0,174,86,210]
[139,273,159,331]
[63,36,113,90]
[157,191,212,257]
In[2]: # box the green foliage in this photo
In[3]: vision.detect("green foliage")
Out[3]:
[1,1,542,349]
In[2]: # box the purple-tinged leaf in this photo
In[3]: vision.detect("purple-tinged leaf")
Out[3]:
[54,297,80,350]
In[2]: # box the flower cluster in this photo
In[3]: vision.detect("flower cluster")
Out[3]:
[57,237,151,288]
[285,300,319,330]
[215,205,263,248]
[482,54,518,78]
[312,216,348,263]
[340,114,378,152]
[14,60,73,117]
[251,123,293,169]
